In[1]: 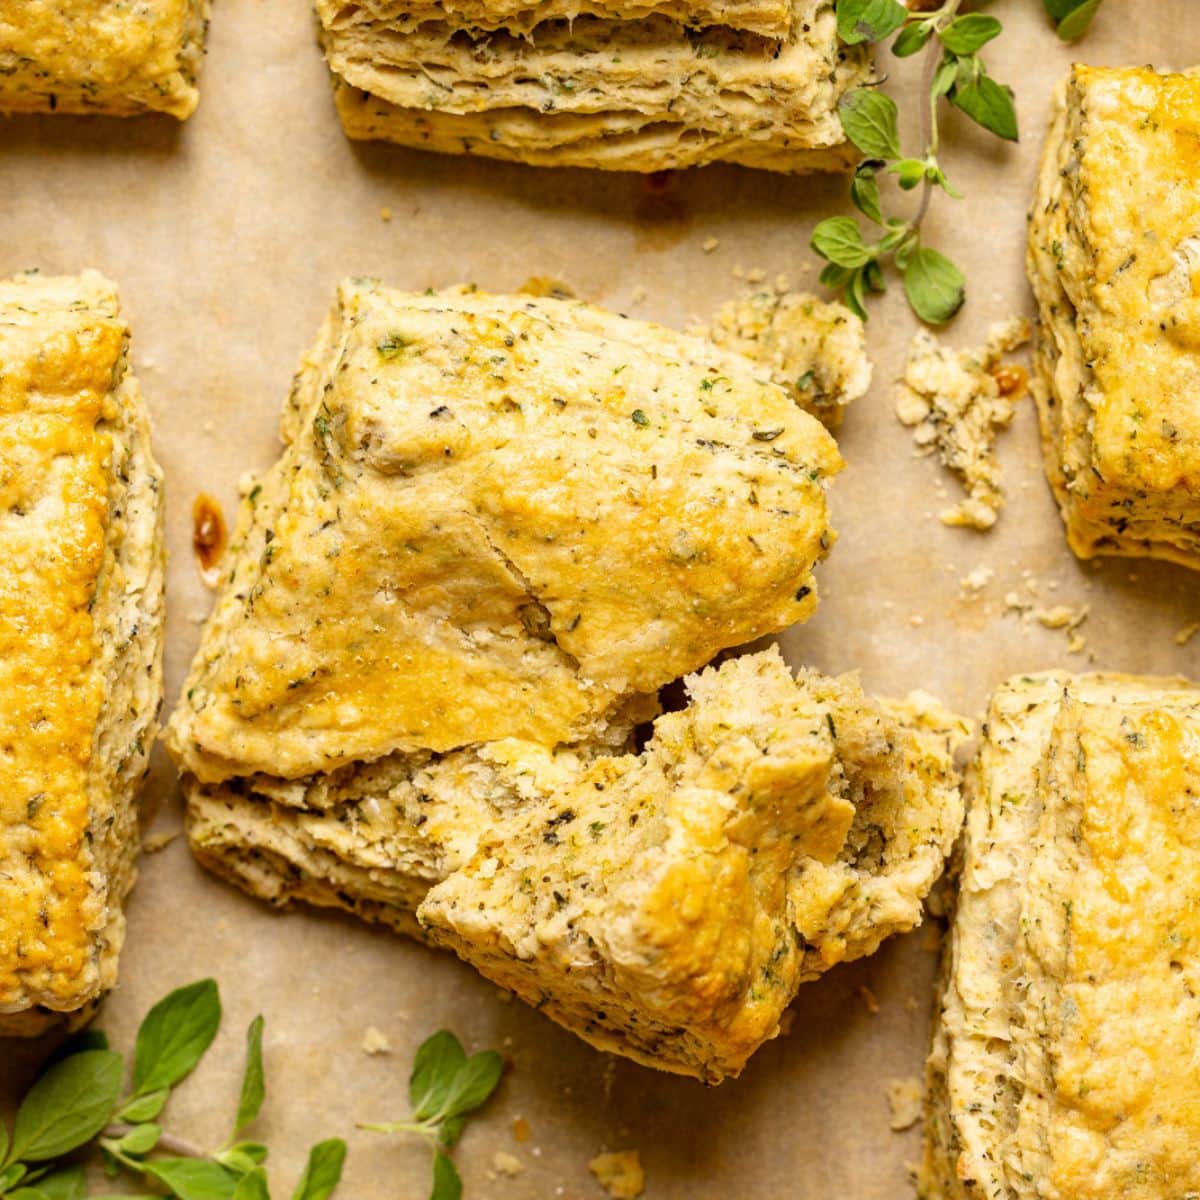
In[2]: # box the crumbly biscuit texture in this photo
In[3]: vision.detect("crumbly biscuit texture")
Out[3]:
[704,285,871,429]
[0,270,165,1035]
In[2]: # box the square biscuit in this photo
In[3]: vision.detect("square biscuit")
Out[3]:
[922,671,1200,1199]
[0,0,210,118]
[320,0,870,173]
[0,271,165,1036]
[1029,66,1200,568]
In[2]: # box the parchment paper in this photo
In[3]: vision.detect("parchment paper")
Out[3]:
[2,2,1198,1196]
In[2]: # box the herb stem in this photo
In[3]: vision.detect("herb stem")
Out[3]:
[103,1123,207,1158]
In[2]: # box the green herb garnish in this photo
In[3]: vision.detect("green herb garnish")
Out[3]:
[361,1030,504,1200]
[1043,0,1103,40]
[814,0,1103,324]
[0,980,346,1200]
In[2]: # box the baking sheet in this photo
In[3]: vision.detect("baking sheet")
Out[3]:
[3,2,1199,1195]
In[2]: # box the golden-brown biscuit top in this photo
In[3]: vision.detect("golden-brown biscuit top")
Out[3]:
[0,272,121,1011]
[1068,66,1200,497]
[171,283,841,783]
[0,0,205,118]
[1029,694,1200,1199]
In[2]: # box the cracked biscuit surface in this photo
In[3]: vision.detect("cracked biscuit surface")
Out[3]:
[0,271,165,1036]
[172,281,965,1078]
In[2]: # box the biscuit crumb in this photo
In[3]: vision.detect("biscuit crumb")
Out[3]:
[142,830,179,854]
[512,1117,532,1143]
[960,565,994,593]
[701,236,719,253]
[858,984,880,1015]
[361,1026,391,1055]
[703,281,871,429]
[1176,622,1200,646]
[896,319,1031,530]
[887,1077,924,1131]
[589,1150,645,1199]
[493,1151,523,1177]
[379,206,393,221]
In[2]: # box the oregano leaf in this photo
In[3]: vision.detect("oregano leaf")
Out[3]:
[810,216,873,269]
[1054,0,1102,40]
[138,1157,239,1200]
[951,74,1019,141]
[430,1153,462,1200]
[835,0,907,45]
[409,1032,468,1123]
[9,1051,123,1163]
[903,247,966,324]
[837,89,901,159]
[132,980,221,1096]
[891,20,933,57]
[234,1016,266,1135]
[940,13,1002,55]
[850,168,883,224]
[290,1139,347,1200]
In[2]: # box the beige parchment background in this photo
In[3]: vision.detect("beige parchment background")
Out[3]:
[2,1,1199,1196]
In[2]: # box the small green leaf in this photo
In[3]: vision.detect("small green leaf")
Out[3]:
[232,1170,269,1200]
[409,1032,468,1123]
[940,13,1002,54]
[10,1051,123,1163]
[835,0,907,45]
[290,1139,346,1200]
[889,157,926,190]
[437,1116,465,1150]
[430,1154,461,1200]
[1054,0,1101,40]
[22,1167,87,1200]
[818,262,852,288]
[951,75,1019,142]
[441,1052,503,1121]
[235,1017,266,1135]
[0,1165,27,1191]
[810,217,873,269]
[903,247,966,324]
[845,267,869,321]
[132,980,221,1096]
[891,20,933,57]
[837,89,901,160]
[216,1151,264,1178]
[138,1158,239,1200]
[928,164,963,200]
[850,168,883,224]
[108,1125,161,1157]
[932,58,958,99]
[863,260,886,294]
[116,1090,169,1124]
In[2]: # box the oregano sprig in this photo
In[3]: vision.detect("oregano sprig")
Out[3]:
[360,1031,504,1200]
[815,0,1103,324]
[1044,0,1102,40]
[0,981,346,1200]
